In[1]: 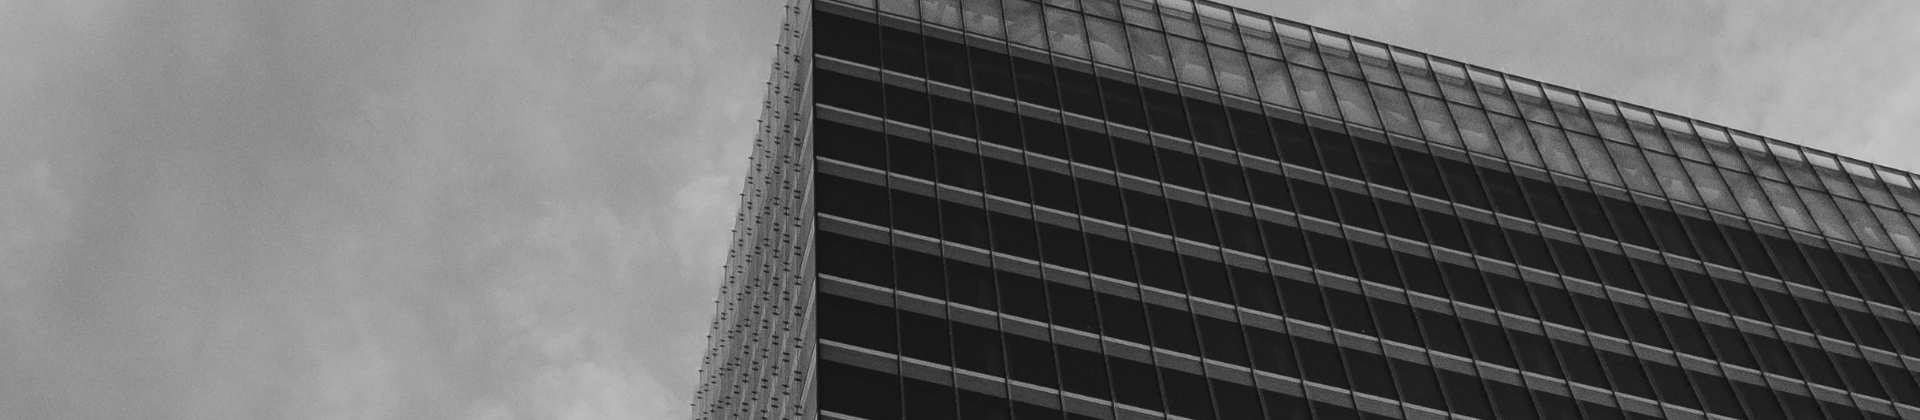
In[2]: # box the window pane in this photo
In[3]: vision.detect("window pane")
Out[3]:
[1644,152,1699,204]
[1249,56,1298,108]
[1393,48,1441,96]
[1529,123,1583,176]
[1126,26,1174,79]
[1432,59,1478,107]
[1372,84,1419,138]
[881,0,917,17]
[1836,198,1893,250]
[1566,132,1620,186]
[1275,20,1319,68]
[1410,93,1461,147]
[1169,35,1215,87]
[1685,161,1740,214]
[1005,1,1046,48]
[1237,10,1280,57]
[1607,142,1661,195]
[1721,170,1779,224]
[1211,45,1256,98]
[1045,7,1090,59]
[1490,113,1542,167]
[1291,65,1339,117]
[1452,103,1499,156]
[961,0,1006,37]
[1873,206,1920,257]
[1762,180,1817,232]
[921,0,962,27]
[1331,75,1379,128]
[1086,17,1130,68]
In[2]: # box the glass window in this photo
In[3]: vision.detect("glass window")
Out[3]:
[921,0,963,27]
[961,0,1005,37]
[1529,123,1583,176]
[1249,56,1297,108]
[1314,29,1362,77]
[1236,10,1280,57]
[1644,152,1700,205]
[1086,17,1130,68]
[1796,188,1854,241]
[1546,86,1594,134]
[1081,0,1117,18]
[1606,142,1661,195]
[1837,198,1893,250]
[1566,132,1620,186]
[1126,26,1174,79]
[1873,206,1920,256]
[1762,180,1816,232]
[1274,20,1320,68]
[1354,39,1400,87]
[1392,48,1441,96]
[1196,2,1238,48]
[1584,97,1632,144]
[1508,77,1556,125]
[1004,1,1046,48]
[880,0,917,17]
[1431,59,1479,107]
[1720,170,1779,224]
[1371,84,1419,138]
[1656,113,1709,162]
[1469,67,1516,115]
[1489,113,1542,167]
[1619,105,1671,154]
[1410,93,1461,147]
[1291,65,1339,118]
[1451,102,1499,156]
[1119,0,1157,29]
[1168,35,1215,87]
[1045,7,1090,59]
[1330,75,1379,128]
[1211,45,1256,98]
[1684,161,1739,214]
[1156,0,1200,38]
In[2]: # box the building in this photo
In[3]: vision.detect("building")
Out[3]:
[693,0,1920,418]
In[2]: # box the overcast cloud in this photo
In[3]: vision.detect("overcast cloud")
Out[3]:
[0,1,1914,420]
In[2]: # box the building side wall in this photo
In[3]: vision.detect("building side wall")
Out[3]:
[691,0,817,418]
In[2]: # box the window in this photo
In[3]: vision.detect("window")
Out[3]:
[1290,65,1339,117]
[1004,0,1046,48]
[1168,35,1214,87]
[1085,16,1129,68]
[1330,75,1379,128]
[1210,45,1256,98]
[960,0,1005,37]
[1044,7,1089,59]
[820,361,902,419]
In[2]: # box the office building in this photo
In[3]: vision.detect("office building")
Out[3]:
[695,0,1920,418]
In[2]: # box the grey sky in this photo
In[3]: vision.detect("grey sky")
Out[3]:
[0,1,1913,420]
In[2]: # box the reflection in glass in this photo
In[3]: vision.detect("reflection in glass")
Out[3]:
[1797,188,1857,242]
[1331,75,1379,128]
[1644,152,1700,205]
[1409,94,1460,147]
[1236,10,1280,58]
[1685,161,1739,215]
[1210,46,1254,97]
[1127,26,1174,78]
[1836,198,1892,250]
[1005,1,1047,48]
[1608,142,1661,195]
[880,0,917,18]
[1249,56,1297,108]
[1529,123,1583,176]
[1763,180,1816,232]
[1168,36,1214,87]
[1372,84,1419,138]
[1045,7,1090,59]
[1452,102,1499,156]
[1086,17,1130,68]
[1489,113,1541,167]
[1872,207,1920,257]
[1721,170,1780,224]
[921,0,963,27]
[961,0,1005,37]
[1566,132,1620,186]
[1291,65,1339,117]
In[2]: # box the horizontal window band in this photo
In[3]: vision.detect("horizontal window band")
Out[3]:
[811,108,1920,377]
[814,213,1918,417]
[806,11,1920,320]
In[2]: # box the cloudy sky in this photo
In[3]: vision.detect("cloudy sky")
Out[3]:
[0,0,1915,419]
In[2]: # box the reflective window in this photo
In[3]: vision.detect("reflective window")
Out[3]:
[1236,10,1280,58]
[1606,142,1661,195]
[1797,188,1857,242]
[1330,75,1379,128]
[1409,93,1462,147]
[1290,65,1339,117]
[1451,102,1499,156]
[879,0,916,17]
[1126,26,1174,79]
[1643,152,1700,205]
[1762,179,1817,232]
[1085,16,1130,68]
[1168,35,1214,87]
[1044,7,1090,59]
[1210,45,1256,97]
[1391,48,1441,97]
[1720,170,1780,224]
[920,0,962,27]
[1529,123,1583,176]
[1685,160,1740,215]
[1431,58,1478,107]
[1371,84,1419,138]
[1004,0,1046,48]
[1248,56,1298,108]
[1566,132,1620,186]
[1274,19,1320,68]
[1489,113,1542,167]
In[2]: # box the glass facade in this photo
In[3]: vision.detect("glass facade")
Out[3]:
[699,0,1920,419]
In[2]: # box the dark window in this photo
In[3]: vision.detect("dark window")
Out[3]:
[951,322,1005,376]
[1143,89,1190,138]
[929,95,978,137]
[1046,282,1099,333]
[982,160,1031,203]
[903,373,958,420]
[1028,168,1077,213]
[1228,107,1277,161]
[1479,170,1530,219]
[1066,127,1114,169]
[934,146,983,191]
[1270,116,1320,170]
[1436,158,1489,209]
[1111,138,1159,181]
[814,13,879,65]
[816,174,889,226]
[902,310,956,366]
[999,271,1048,322]
[819,361,901,420]
[1313,129,1364,180]
[976,107,1023,149]
[879,26,926,77]
[1169,200,1219,245]
[969,48,1016,98]
[1109,358,1164,411]
[988,211,1040,260]
[1134,245,1185,293]
[1201,159,1249,201]
[1185,98,1233,149]
[946,260,997,311]
[1276,279,1329,325]
[816,120,887,169]
[1332,189,1382,232]
[1196,316,1250,366]
[1055,346,1112,400]
[819,294,897,353]
[1156,148,1205,191]
[887,135,936,180]
[1353,140,1407,190]
[1056,68,1104,118]
[1122,189,1172,233]
[815,70,884,117]
[893,246,946,299]
[883,84,930,128]
[1073,177,1124,224]
[1563,189,1614,238]
[1036,223,1088,271]
[1183,255,1234,304]
[1086,234,1138,282]
[1307,233,1357,277]
[1012,57,1058,108]
[890,188,940,238]
[1148,304,1200,355]
[817,231,893,287]
[1021,117,1069,160]
[1099,76,1147,128]
[1097,293,1150,343]
[1003,334,1059,388]
[1415,307,1471,357]
[922,36,970,88]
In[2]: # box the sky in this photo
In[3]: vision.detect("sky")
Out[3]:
[0,0,1915,420]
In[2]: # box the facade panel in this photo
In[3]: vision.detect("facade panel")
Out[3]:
[699,0,1920,418]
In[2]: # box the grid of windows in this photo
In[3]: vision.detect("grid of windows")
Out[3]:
[773,0,1920,419]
